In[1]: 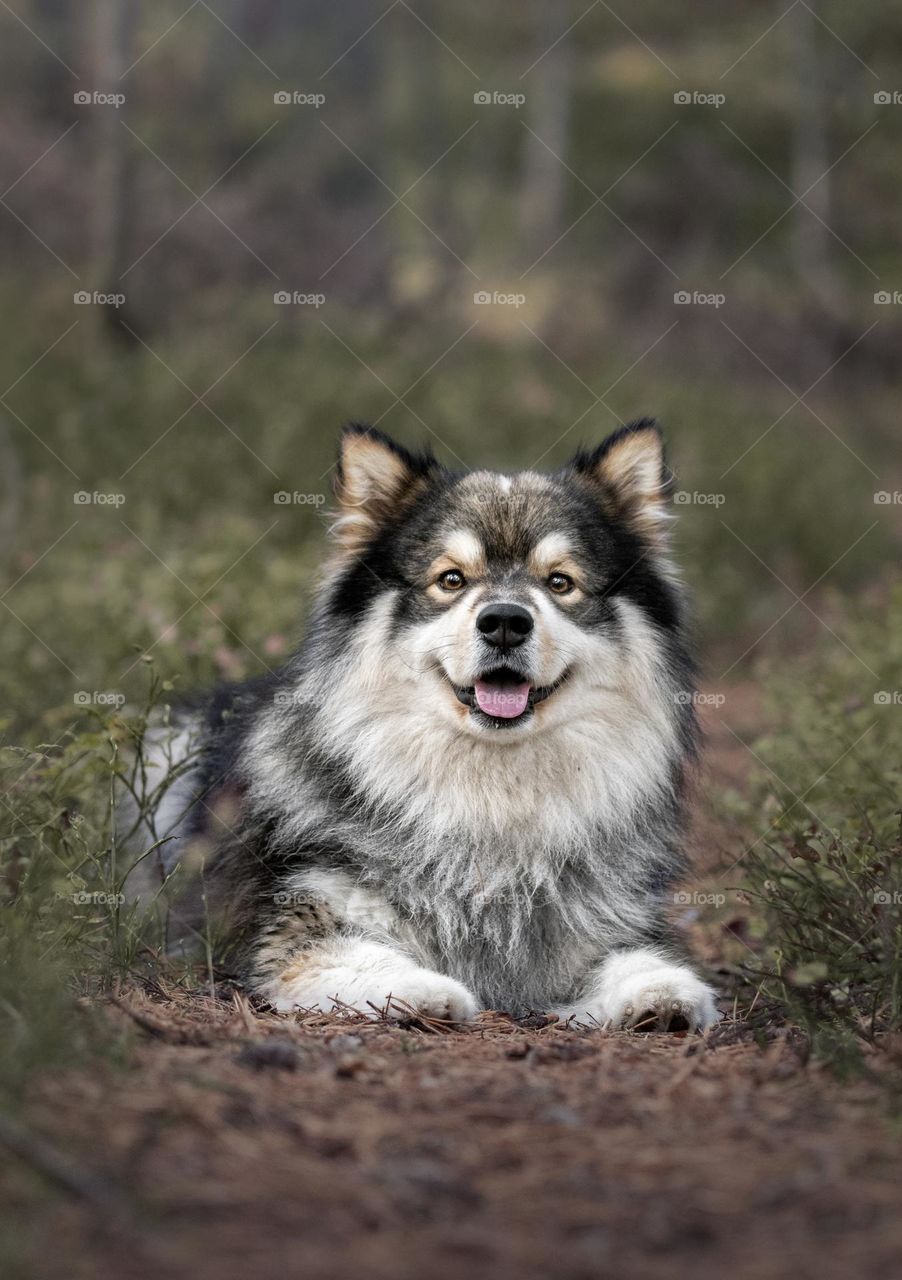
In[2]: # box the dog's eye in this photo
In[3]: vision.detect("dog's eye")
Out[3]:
[547,572,574,595]
[437,569,466,592]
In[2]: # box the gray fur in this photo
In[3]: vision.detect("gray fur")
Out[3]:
[125,423,716,1026]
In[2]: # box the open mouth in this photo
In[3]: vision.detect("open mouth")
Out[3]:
[449,665,567,725]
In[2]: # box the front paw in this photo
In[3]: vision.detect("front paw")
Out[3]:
[381,971,479,1023]
[257,938,479,1023]
[263,957,479,1023]
[607,967,719,1032]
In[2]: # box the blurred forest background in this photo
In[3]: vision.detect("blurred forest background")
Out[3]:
[4,11,902,1272]
[0,0,900,726]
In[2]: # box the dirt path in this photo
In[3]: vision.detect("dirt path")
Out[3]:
[3,681,900,1280]
[9,992,901,1280]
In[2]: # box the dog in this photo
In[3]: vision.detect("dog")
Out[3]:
[125,419,718,1031]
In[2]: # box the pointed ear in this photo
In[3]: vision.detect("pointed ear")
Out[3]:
[566,419,670,546]
[332,425,441,554]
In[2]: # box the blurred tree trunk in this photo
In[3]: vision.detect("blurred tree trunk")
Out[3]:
[91,0,139,342]
[205,0,254,171]
[789,0,840,370]
[33,0,74,122]
[519,0,574,267]
[382,13,438,306]
[331,0,396,306]
[238,0,280,45]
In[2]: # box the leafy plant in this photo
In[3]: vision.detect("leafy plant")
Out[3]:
[0,669,196,1098]
[735,582,902,1069]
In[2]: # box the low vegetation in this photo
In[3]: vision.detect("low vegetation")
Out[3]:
[732,584,902,1071]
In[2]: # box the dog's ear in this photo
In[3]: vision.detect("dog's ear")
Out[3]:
[565,419,670,546]
[333,424,441,554]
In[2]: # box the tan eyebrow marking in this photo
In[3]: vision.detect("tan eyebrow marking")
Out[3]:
[529,533,578,578]
[426,529,486,581]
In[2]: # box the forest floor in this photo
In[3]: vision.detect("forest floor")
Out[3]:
[2,686,901,1280]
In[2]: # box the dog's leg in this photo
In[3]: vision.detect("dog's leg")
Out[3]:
[558,947,719,1032]
[245,875,478,1021]
[253,934,478,1020]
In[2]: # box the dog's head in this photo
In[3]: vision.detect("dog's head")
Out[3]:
[320,421,690,745]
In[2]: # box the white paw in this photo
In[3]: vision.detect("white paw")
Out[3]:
[262,939,479,1023]
[561,951,720,1033]
[379,970,479,1023]
[605,966,719,1032]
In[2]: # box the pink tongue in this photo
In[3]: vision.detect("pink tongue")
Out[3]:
[474,680,531,719]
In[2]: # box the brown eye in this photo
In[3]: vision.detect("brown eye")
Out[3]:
[548,572,574,595]
[437,569,466,592]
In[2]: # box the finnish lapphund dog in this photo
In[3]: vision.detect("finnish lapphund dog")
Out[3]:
[125,420,719,1032]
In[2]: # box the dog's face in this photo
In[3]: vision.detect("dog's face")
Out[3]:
[324,422,686,744]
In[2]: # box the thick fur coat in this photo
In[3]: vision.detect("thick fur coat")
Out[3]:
[125,421,718,1031]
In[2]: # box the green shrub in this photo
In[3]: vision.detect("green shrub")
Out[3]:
[736,582,902,1069]
[0,672,191,1098]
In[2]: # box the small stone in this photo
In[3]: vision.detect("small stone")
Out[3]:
[235,1038,299,1071]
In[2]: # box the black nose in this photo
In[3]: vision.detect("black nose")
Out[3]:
[476,603,534,649]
